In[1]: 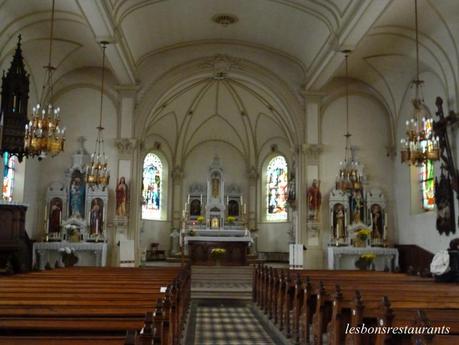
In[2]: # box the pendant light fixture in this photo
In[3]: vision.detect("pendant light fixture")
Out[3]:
[85,41,110,189]
[335,50,363,192]
[400,0,439,166]
[24,0,65,159]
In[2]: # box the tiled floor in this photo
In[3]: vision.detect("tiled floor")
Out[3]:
[185,300,284,345]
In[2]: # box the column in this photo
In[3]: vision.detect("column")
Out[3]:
[303,92,324,269]
[114,84,138,266]
[171,166,184,230]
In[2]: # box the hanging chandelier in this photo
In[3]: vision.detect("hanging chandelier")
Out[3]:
[85,41,110,189]
[24,0,65,159]
[335,51,364,192]
[400,0,439,166]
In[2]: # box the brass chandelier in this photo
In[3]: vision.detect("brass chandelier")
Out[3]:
[335,51,363,192]
[85,42,110,189]
[400,0,439,166]
[24,0,65,159]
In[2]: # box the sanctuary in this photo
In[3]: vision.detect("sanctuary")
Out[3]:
[179,156,252,265]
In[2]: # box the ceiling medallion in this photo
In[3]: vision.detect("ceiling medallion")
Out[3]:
[212,14,238,27]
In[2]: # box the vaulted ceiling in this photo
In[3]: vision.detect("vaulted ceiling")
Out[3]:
[0,0,458,121]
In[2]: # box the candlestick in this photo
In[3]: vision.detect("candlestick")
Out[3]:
[200,194,203,204]
[59,210,62,225]
[95,218,99,235]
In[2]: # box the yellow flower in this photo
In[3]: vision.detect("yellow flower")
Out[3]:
[196,216,205,223]
[227,216,236,223]
[360,253,376,261]
[210,248,226,258]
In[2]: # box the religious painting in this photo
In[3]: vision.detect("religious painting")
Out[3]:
[370,204,383,240]
[228,200,239,217]
[190,199,201,217]
[266,155,288,221]
[48,197,63,233]
[333,203,346,241]
[142,153,162,220]
[69,170,85,218]
[89,198,104,235]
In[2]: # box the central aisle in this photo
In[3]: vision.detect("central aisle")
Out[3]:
[185,300,284,345]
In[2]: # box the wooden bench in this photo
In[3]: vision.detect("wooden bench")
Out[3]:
[253,264,459,345]
[0,265,191,345]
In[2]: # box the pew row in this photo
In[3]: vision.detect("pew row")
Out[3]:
[253,264,459,345]
[0,265,191,345]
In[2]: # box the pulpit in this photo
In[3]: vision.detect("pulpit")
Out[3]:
[0,202,32,273]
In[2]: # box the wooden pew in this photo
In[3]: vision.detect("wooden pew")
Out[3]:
[253,265,459,345]
[0,265,191,345]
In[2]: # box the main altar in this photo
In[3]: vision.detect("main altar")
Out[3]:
[180,156,252,265]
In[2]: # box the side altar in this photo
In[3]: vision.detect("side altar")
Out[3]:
[180,156,252,265]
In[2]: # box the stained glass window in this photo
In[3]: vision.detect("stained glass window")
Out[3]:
[2,153,17,201]
[142,153,163,220]
[419,120,435,210]
[266,156,288,221]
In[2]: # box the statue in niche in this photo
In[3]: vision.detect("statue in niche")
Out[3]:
[350,189,364,224]
[333,203,346,241]
[116,177,128,217]
[370,204,383,240]
[69,171,85,218]
[211,174,220,198]
[307,179,321,220]
[89,198,104,235]
[190,199,201,217]
[435,170,456,235]
[48,198,63,233]
[228,200,239,217]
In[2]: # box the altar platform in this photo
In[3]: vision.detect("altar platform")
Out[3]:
[182,228,252,266]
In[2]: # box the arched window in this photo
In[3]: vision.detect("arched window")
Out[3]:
[142,153,163,220]
[419,120,435,210]
[266,155,288,221]
[2,153,17,201]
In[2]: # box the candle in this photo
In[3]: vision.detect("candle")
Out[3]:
[187,194,190,203]
[227,196,229,205]
[59,210,62,225]
[240,195,243,205]
[200,194,203,203]
[95,218,99,234]
[243,203,247,215]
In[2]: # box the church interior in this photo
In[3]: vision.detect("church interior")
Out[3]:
[1,0,459,344]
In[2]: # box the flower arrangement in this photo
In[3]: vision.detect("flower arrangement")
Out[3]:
[196,216,205,224]
[355,252,376,271]
[226,216,236,224]
[210,248,226,259]
[360,253,376,262]
[58,247,78,267]
[354,228,372,241]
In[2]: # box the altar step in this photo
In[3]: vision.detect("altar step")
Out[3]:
[191,265,253,300]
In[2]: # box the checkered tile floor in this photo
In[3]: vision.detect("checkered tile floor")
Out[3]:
[185,300,281,344]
